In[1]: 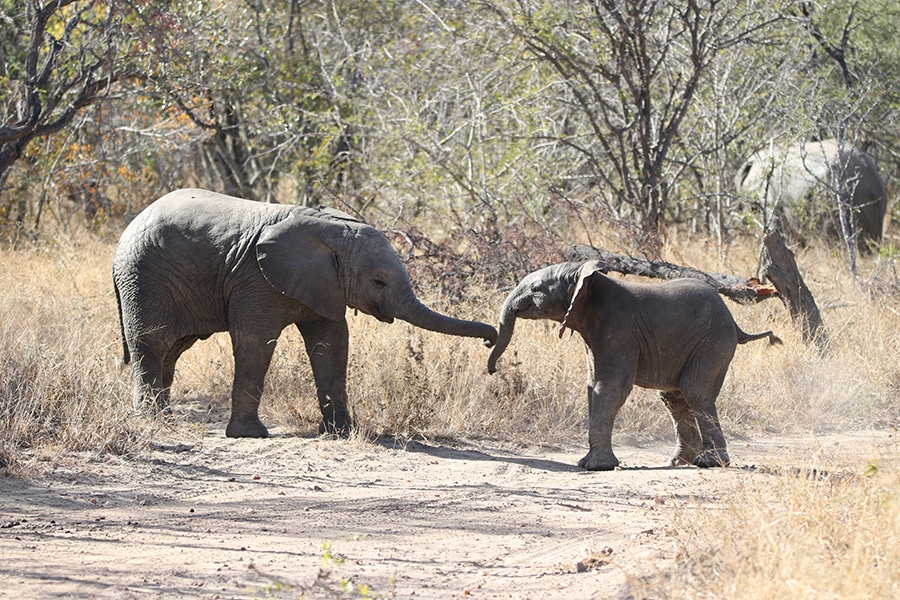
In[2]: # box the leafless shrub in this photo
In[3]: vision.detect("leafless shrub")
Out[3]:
[385,225,567,299]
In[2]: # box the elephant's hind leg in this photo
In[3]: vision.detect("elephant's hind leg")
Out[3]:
[131,334,205,414]
[680,361,731,468]
[679,391,730,468]
[161,335,201,392]
[691,404,730,467]
[659,390,702,466]
[129,343,170,411]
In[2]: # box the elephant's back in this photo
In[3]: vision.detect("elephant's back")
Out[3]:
[111,188,362,309]
[625,278,738,388]
[112,189,294,325]
[116,190,291,261]
[629,278,738,338]
[126,189,288,235]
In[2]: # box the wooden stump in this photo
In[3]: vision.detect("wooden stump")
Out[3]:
[761,230,828,351]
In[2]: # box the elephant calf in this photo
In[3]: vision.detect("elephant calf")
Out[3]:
[113,188,497,438]
[487,261,780,471]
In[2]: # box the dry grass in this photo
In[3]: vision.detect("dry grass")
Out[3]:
[3,231,900,466]
[0,236,153,475]
[654,438,900,599]
[2,228,900,596]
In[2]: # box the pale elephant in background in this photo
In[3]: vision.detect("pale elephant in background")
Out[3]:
[735,139,887,249]
[113,189,498,438]
[487,261,780,471]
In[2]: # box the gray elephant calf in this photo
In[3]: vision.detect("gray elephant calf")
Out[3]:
[113,188,497,438]
[487,261,780,471]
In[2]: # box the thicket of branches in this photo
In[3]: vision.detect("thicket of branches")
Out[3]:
[1,0,899,257]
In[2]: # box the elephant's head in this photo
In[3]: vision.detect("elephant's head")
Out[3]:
[487,261,598,374]
[256,209,498,346]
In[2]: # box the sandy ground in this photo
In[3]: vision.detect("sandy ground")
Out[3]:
[1,414,893,600]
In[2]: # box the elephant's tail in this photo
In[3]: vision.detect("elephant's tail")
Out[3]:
[737,328,782,346]
[113,276,131,365]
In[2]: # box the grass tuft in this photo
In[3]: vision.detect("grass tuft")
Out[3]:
[0,238,156,475]
[658,440,900,599]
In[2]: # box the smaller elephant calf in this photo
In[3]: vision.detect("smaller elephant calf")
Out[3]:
[487,261,780,471]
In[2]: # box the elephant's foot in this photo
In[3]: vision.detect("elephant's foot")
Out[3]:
[318,416,354,438]
[226,417,269,438]
[667,453,694,467]
[667,444,702,466]
[133,389,170,414]
[577,448,620,471]
[692,447,730,468]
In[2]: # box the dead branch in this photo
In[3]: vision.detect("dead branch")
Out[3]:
[566,244,778,304]
[569,236,828,350]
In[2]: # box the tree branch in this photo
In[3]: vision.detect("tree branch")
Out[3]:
[566,244,778,303]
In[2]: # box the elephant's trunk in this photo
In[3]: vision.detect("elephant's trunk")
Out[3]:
[487,292,520,374]
[397,294,497,347]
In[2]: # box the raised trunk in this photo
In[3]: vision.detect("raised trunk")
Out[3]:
[398,295,497,347]
[487,294,519,374]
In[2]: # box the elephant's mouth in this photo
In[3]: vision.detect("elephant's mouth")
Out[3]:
[367,304,394,324]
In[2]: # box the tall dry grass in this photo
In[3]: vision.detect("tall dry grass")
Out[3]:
[0,236,154,475]
[3,227,900,595]
[653,437,900,599]
[2,230,900,474]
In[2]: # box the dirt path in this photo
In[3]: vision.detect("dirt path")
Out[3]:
[1,423,891,599]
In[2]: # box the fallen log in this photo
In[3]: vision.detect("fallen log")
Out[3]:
[566,244,778,304]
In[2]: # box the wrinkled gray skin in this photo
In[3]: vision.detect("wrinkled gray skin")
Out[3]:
[113,189,498,438]
[487,261,779,471]
[735,139,887,249]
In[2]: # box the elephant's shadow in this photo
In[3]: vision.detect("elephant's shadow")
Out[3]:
[373,436,769,474]
[374,436,582,473]
[172,401,744,474]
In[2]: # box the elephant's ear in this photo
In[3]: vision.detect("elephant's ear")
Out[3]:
[256,213,347,321]
[559,260,609,337]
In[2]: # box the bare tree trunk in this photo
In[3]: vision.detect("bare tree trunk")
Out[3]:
[761,230,829,352]
[0,1,121,207]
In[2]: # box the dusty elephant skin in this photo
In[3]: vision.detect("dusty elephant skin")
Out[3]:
[487,261,780,471]
[112,188,498,438]
[735,138,887,250]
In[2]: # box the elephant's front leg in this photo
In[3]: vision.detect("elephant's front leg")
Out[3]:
[226,330,278,438]
[297,319,353,436]
[579,375,632,471]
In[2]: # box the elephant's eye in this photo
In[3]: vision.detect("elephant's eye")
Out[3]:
[373,276,386,288]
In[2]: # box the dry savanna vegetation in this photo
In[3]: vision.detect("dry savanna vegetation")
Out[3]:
[3,0,900,597]
[2,224,899,598]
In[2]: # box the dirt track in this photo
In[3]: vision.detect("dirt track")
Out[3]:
[1,418,892,599]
